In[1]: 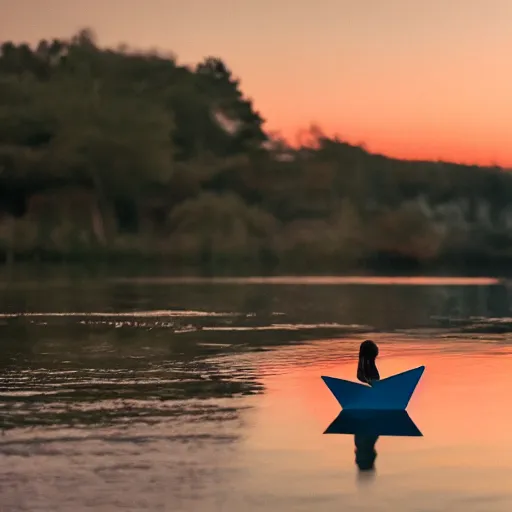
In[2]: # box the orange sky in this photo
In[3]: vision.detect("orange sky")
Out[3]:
[2,0,512,166]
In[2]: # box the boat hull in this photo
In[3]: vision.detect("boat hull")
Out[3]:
[321,366,425,411]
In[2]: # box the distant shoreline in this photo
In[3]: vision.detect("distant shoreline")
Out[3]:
[1,254,512,281]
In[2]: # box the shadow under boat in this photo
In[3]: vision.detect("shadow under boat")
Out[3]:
[324,409,422,437]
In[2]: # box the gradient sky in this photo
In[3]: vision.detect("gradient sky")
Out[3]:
[2,0,512,166]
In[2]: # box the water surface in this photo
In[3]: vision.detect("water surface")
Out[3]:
[0,275,511,511]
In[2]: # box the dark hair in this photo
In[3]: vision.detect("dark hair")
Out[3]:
[359,339,378,360]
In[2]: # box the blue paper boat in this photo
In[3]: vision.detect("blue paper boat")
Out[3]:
[321,366,425,411]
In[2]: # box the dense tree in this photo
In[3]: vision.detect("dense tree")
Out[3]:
[0,29,511,269]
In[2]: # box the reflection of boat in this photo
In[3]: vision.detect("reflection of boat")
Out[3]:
[324,409,423,476]
[321,366,425,411]
[324,409,422,437]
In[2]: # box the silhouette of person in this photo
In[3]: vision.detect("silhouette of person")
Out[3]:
[357,340,380,385]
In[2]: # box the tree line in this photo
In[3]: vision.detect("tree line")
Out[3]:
[1,29,511,272]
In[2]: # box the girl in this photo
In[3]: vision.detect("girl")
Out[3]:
[357,339,380,385]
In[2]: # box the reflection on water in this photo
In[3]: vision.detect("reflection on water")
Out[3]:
[325,410,423,437]
[355,433,378,473]
[325,410,423,479]
[0,276,511,511]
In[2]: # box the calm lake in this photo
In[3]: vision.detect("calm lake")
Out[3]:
[0,274,511,512]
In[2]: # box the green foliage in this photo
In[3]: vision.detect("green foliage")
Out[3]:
[168,192,277,262]
[1,28,512,270]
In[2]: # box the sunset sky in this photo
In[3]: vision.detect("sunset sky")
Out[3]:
[2,0,512,166]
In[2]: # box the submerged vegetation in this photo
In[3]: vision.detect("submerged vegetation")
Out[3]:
[1,28,512,272]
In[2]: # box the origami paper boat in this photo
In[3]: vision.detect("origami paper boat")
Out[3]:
[321,366,425,411]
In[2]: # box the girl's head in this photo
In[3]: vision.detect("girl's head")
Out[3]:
[359,339,378,360]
